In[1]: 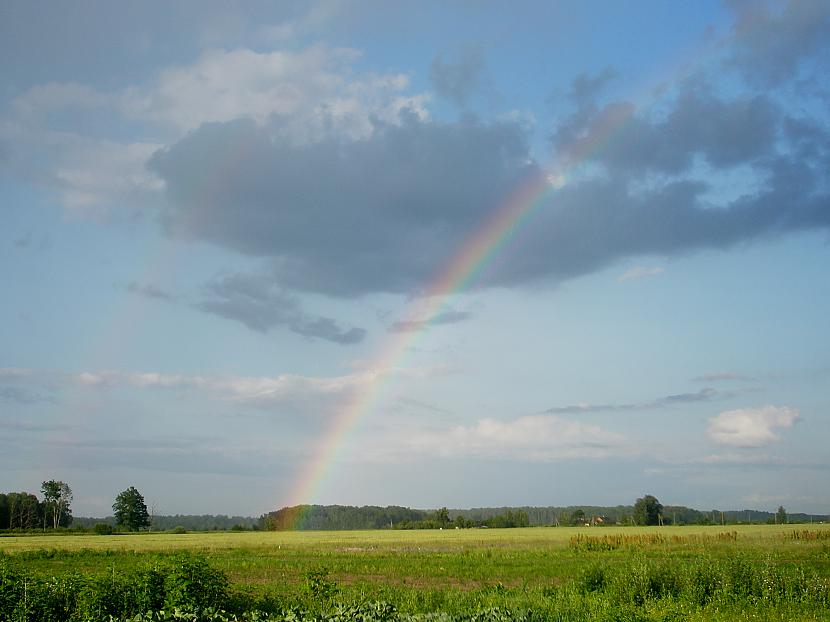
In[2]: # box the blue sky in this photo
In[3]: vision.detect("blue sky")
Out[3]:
[2,0,829,517]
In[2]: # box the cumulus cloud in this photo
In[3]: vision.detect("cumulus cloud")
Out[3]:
[148,114,537,297]
[147,64,830,300]
[552,83,779,176]
[195,272,366,343]
[1,44,429,217]
[617,266,664,282]
[404,414,625,461]
[707,405,799,447]
[122,45,428,141]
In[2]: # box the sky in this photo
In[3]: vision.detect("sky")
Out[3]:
[1,0,829,518]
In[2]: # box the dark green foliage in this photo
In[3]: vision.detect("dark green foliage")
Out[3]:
[2,492,42,530]
[113,487,151,532]
[0,554,231,621]
[304,568,339,600]
[261,505,427,531]
[92,523,114,535]
[0,495,8,531]
[632,496,662,526]
[577,564,606,593]
[163,555,229,610]
[2,549,829,621]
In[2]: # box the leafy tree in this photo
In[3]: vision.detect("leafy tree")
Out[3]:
[6,492,42,529]
[113,486,151,531]
[633,494,663,526]
[0,493,8,530]
[41,480,73,529]
[776,505,788,524]
[433,507,451,526]
[570,509,587,526]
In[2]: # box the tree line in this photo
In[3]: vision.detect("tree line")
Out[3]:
[0,480,73,530]
[0,482,152,532]
[258,497,824,531]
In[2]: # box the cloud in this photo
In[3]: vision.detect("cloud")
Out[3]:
[726,0,830,87]
[0,386,55,405]
[0,368,33,380]
[617,266,664,282]
[388,309,473,333]
[195,272,365,343]
[0,120,163,218]
[127,281,174,301]
[122,45,428,140]
[552,82,779,176]
[149,114,537,297]
[1,44,430,217]
[403,414,625,462]
[693,371,754,383]
[429,49,485,106]
[707,405,799,447]
[71,366,384,416]
[149,64,830,300]
[546,387,725,414]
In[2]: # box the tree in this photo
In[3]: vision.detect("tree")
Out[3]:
[433,507,451,526]
[113,486,150,531]
[776,505,788,525]
[0,494,8,530]
[633,494,663,526]
[6,492,41,529]
[41,480,73,529]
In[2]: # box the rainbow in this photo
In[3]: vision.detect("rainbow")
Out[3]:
[280,98,647,529]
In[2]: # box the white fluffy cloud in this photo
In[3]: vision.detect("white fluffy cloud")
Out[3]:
[121,46,429,141]
[405,414,625,461]
[2,44,430,217]
[707,405,799,448]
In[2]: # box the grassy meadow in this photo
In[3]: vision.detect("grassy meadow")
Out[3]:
[2,524,829,620]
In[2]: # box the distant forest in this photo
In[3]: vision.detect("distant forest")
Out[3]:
[255,504,828,531]
[71,514,260,531]
[30,505,830,533]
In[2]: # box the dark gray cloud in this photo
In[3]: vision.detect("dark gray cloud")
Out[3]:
[127,281,175,301]
[389,309,473,333]
[429,49,485,106]
[545,387,729,414]
[726,0,830,87]
[149,114,537,297]
[195,272,366,344]
[552,83,779,175]
[148,45,830,302]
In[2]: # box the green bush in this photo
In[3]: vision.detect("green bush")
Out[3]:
[163,555,230,610]
[92,523,114,535]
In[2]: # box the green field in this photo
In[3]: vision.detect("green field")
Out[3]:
[2,524,830,621]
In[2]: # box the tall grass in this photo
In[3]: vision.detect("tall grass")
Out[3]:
[1,549,828,621]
